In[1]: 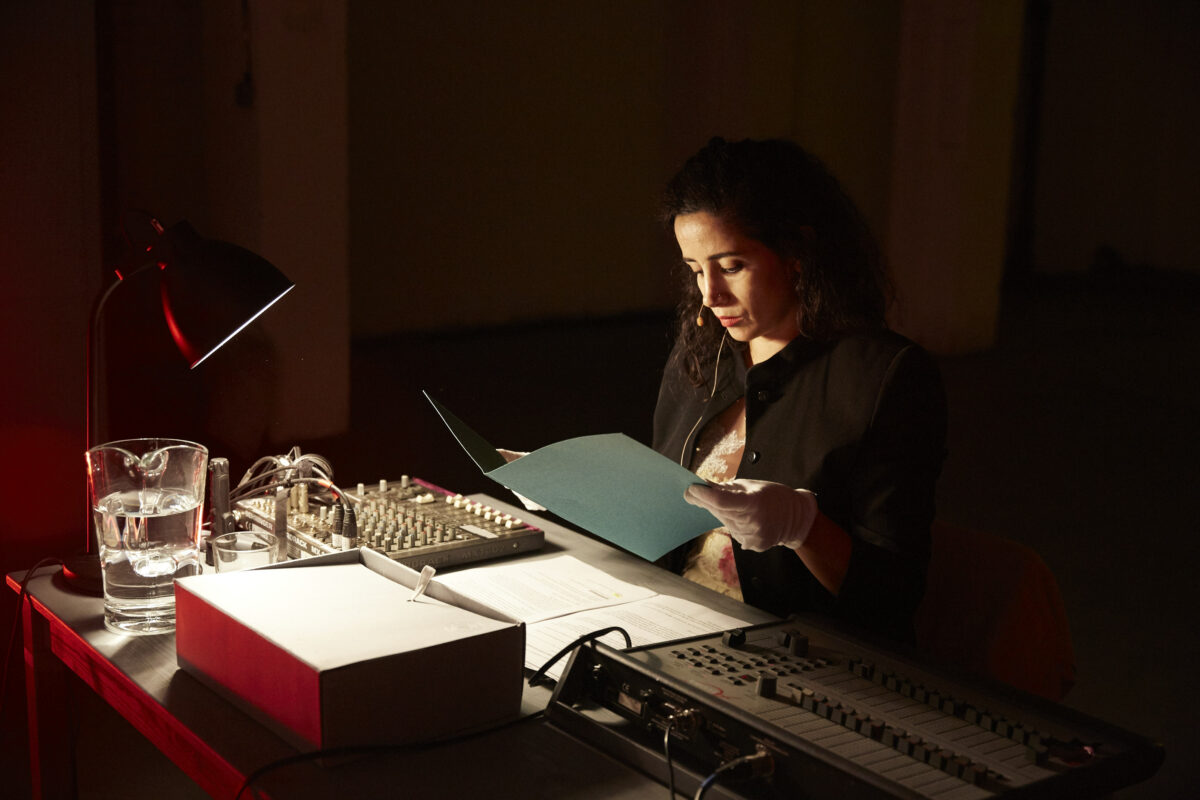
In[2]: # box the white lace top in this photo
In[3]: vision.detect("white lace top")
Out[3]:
[681,397,745,601]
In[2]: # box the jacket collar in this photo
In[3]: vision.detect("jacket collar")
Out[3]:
[730,335,829,388]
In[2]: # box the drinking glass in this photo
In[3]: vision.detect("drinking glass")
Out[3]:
[212,531,280,572]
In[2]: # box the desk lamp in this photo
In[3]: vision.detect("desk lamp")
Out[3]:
[63,211,294,593]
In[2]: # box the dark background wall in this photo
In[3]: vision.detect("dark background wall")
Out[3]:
[2,1,1198,798]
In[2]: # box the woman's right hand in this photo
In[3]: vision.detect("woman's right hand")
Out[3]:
[685,478,818,552]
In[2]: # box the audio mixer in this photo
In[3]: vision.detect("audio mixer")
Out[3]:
[548,617,1162,799]
[232,475,544,570]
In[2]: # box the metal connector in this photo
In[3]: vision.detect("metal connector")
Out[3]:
[661,705,701,737]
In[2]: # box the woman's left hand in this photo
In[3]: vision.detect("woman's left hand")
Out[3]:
[684,478,818,552]
[496,449,547,511]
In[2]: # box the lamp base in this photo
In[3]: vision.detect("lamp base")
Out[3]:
[59,552,104,596]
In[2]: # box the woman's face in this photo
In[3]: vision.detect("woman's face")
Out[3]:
[675,211,801,364]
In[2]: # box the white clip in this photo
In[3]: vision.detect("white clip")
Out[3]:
[408,564,436,602]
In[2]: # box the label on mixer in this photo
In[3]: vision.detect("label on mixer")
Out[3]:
[461,525,497,539]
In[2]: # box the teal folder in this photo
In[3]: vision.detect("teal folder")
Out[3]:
[425,392,718,561]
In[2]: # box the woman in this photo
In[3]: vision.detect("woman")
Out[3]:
[654,137,946,643]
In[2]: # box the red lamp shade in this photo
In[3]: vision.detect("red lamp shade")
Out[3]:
[153,221,294,368]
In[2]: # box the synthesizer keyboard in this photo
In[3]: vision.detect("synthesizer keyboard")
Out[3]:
[547,617,1162,799]
[232,476,544,570]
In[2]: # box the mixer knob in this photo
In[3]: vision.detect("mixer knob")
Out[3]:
[754,672,777,698]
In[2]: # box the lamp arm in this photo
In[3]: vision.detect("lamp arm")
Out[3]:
[87,260,159,450]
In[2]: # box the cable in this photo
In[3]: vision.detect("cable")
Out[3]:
[234,708,546,799]
[238,455,287,485]
[663,718,678,799]
[229,474,348,506]
[1,558,65,722]
[227,448,349,527]
[526,625,632,688]
[235,451,336,494]
[679,332,728,467]
[231,463,336,498]
[693,747,773,800]
[661,707,701,799]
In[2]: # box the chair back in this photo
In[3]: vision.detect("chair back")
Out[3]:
[915,521,1076,701]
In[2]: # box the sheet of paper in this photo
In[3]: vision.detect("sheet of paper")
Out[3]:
[524,594,753,681]
[425,392,719,561]
[434,554,656,624]
[179,565,513,670]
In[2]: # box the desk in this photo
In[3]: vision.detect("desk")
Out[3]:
[12,495,774,799]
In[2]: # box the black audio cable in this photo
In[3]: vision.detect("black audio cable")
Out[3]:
[526,625,632,688]
[1,558,65,722]
[233,708,547,799]
[663,718,678,799]
[693,746,774,800]
[659,705,700,799]
[661,716,683,798]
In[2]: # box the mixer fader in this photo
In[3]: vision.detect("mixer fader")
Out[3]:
[233,475,543,570]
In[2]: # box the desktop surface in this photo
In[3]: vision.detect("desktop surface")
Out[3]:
[10,494,771,799]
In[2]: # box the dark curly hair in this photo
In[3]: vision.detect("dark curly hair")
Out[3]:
[661,137,890,386]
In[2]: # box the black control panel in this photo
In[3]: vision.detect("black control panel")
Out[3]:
[547,618,1162,799]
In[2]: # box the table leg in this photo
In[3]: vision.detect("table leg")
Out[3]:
[22,595,76,800]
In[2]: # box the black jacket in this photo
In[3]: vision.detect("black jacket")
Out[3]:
[652,330,947,642]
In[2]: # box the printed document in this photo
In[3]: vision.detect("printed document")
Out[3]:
[437,555,753,681]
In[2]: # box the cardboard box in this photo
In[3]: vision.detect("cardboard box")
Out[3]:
[175,548,525,751]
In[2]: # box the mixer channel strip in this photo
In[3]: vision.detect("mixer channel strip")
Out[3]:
[233,476,544,570]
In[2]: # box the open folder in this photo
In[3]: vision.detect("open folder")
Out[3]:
[425,392,719,561]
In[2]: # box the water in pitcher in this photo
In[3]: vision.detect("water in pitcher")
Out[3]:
[94,488,203,634]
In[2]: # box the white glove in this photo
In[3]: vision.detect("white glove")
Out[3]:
[496,449,546,512]
[684,478,818,552]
